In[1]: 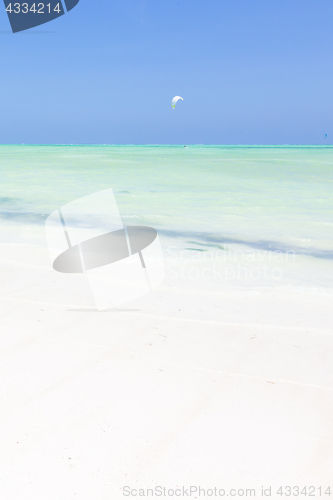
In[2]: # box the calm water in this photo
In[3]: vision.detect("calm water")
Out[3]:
[0,145,332,289]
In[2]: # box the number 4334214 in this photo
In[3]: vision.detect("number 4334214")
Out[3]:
[6,3,62,13]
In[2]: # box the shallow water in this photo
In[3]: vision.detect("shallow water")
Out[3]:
[0,145,332,289]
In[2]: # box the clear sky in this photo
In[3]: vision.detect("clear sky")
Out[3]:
[1,0,333,144]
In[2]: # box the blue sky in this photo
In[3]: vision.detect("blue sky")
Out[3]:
[1,0,333,144]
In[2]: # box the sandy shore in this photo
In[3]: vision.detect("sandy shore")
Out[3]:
[0,236,332,499]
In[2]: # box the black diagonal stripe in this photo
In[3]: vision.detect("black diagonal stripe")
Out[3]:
[64,0,79,12]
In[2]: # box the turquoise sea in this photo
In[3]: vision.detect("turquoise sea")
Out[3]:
[0,145,332,291]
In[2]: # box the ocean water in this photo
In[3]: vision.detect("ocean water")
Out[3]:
[0,145,332,291]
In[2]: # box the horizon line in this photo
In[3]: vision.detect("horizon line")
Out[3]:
[0,143,332,147]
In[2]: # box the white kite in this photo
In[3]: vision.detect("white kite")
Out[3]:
[171,96,183,109]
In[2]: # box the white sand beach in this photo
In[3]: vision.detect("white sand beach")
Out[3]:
[0,235,332,499]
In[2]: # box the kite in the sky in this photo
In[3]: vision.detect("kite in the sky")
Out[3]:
[324,134,327,139]
[171,96,183,109]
